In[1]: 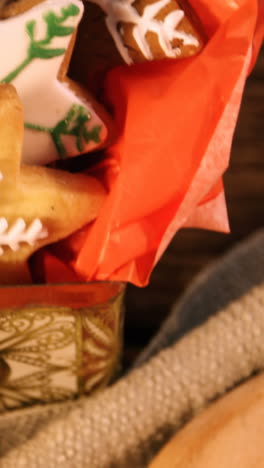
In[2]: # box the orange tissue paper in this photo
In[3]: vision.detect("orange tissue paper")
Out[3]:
[43,0,264,286]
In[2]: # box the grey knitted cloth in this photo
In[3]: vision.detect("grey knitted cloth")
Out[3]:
[0,229,264,468]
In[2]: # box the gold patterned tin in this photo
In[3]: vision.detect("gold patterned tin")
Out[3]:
[0,282,125,411]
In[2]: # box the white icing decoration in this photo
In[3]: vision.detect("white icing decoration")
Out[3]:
[90,0,199,64]
[0,0,106,165]
[0,218,48,255]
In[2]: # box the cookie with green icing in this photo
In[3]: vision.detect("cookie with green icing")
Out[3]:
[0,0,113,165]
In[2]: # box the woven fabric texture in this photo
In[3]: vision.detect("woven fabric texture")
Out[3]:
[0,230,263,468]
[135,229,264,366]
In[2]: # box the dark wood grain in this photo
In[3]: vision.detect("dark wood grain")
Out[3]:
[124,47,264,364]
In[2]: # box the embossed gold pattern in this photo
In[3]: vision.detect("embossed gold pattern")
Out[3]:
[0,289,123,411]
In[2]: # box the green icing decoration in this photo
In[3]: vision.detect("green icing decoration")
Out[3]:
[0,3,80,83]
[25,105,102,158]
[0,4,101,159]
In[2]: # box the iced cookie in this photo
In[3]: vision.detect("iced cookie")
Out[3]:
[69,0,203,98]
[89,0,203,64]
[0,0,113,165]
[0,84,106,285]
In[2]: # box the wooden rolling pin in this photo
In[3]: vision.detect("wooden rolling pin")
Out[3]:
[150,373,264,468]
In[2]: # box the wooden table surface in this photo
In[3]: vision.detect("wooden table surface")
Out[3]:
[124,47,264,366]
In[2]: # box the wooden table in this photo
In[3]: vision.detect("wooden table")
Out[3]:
[124,47,264,366]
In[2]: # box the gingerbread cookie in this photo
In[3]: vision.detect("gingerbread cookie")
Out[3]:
[0,84,106,284]
[0,0,113,165]
[90,0,203,64]
[69,0,204,99]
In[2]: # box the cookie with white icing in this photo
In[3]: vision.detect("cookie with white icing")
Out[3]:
[0,84,106,284]
[93,0,203,64]
[69,0,203,98]
[0,0,114,165]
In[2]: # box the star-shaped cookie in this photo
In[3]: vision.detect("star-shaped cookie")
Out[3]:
[0,84,106,284]
[0,0,112,165]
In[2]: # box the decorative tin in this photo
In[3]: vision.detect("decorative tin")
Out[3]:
[0,282,125,411]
